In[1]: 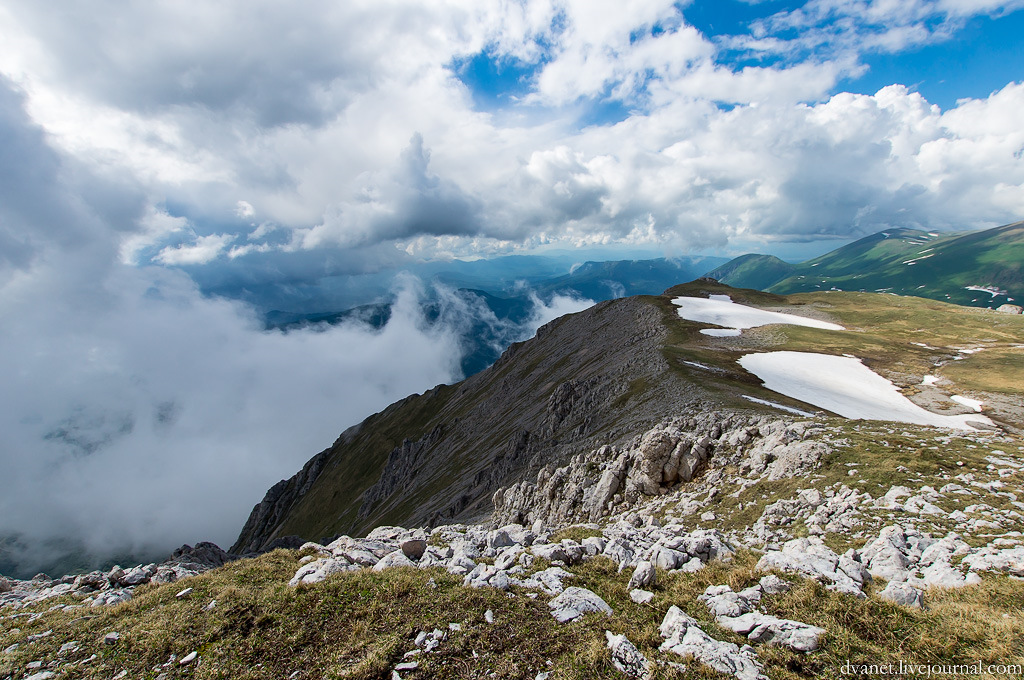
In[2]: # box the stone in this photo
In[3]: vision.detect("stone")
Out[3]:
[659,606,766,680]
[996,304,1023,314]
[605,631,652,679]
[484,609,494,624]
[878,582,924,608]
[548,587,613,623]
[104,632,120,645]
[629,589,654,604]
[91,588,133,607]
[758,575,790,594]
[400,539,428,561]
[175,587,193,598]
[179,651,198,665]
[715,611,824,652]
[756,537,866,597]
[627,561,656,590]
[289,557,354,586]
[373,550,417,571]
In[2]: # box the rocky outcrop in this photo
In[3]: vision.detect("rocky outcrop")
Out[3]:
[231,445,334,554]
[700,582,824,652]
[492,414,829,527]
[756,537,870,597]
[659,606,766,680]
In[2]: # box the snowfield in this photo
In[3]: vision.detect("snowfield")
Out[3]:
[672,295,844,332]
[739,351,993,430]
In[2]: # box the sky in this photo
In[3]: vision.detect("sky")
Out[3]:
[0,0,1022,575]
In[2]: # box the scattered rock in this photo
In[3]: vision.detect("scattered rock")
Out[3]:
[659,606,766,680]
[756,537,867,597]
[548,587,613,623]
[605,630,652,679]
[627,561,656,590]
[878,582,924,608]
[629,589,654,604]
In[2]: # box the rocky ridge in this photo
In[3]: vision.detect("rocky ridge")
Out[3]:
[4,413,1024,679]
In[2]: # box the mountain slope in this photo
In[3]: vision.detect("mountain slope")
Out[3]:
[709,221,1024,309]
[705,254,796,291]
[233,279,1024,554]
[232,295,704,552]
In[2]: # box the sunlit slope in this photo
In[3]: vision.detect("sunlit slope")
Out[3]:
[659,280,1024,430]
[709,221,1024,309]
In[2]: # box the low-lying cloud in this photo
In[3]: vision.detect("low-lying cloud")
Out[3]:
[0,80,594,578]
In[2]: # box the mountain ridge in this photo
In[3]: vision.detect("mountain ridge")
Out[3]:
[708,221,1024,309]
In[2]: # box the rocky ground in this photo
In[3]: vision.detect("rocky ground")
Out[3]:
[3,412,1024,679]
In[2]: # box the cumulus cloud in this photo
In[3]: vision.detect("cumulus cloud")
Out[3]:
[1,0,1021,266]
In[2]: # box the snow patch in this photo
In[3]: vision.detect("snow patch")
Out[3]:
[965,285,1006,298]
[739,352,992,430]
[673,296,844,333]
[921,375,940,386]
[701,328,742,337]
[951,395,984,412]
[741,396,815,417]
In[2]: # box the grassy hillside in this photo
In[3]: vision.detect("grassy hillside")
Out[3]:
[5,417,1024,680]
[705,255,796,292]
[709,222,1024,310]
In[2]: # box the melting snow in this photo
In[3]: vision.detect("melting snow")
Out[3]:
[951,395,985,412]
[701,328,742,337]
[965,285,1006,298]
[741,395,815,417]
[921,375,940,386]
[739,351,992,430]
[673,296,844,334]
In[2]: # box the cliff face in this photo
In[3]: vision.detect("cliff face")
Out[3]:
[231,293,728,552]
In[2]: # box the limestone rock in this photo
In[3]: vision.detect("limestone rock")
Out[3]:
[548,586,613,623]
[756,537,867,597]
[627,561,656,590]
[659,606,766,680]
[373,550,417,572]
[629,589,654,604]
[605,631,652,679]
[878,582,924,608]
[289,557,355,586]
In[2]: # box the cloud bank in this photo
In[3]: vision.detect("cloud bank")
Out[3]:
[0,79,594,576]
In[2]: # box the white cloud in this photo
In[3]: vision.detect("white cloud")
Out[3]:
[235,200,255,218]
[154,233,236,266]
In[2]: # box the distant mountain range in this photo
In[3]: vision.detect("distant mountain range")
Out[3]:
[708,221,1024,309]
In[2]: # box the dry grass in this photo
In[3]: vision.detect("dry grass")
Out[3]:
[4,532,1024,679]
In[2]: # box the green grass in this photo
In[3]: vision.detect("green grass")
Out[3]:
[5,544,1024,679]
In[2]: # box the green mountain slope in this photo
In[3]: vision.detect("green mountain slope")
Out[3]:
[706,254,797,291]
[709,221,1024,309]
